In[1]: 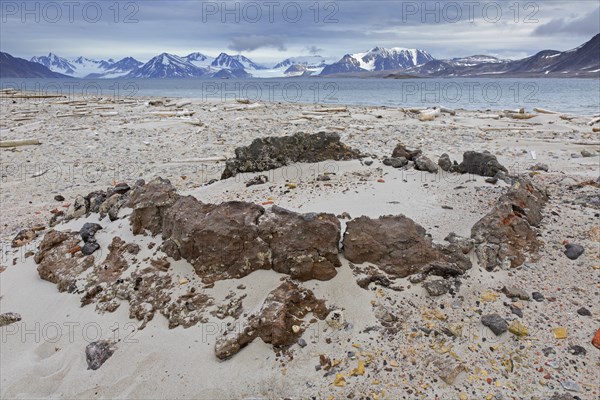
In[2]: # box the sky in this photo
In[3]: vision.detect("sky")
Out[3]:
[0,0,598,65]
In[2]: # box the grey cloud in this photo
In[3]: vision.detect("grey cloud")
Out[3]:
[533,7,599,36]
[228,35,287,52]
[306,45,322,55]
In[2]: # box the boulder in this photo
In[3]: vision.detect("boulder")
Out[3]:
[342,215,471,278]
[127,177,180,235]
[438,153,453,172]
[458,151,508,177]
[383,157,408,168]
[414,155,439,173]
[85,341,114,370]
[392,143,421,160]
[221,132,361,179]
[258,206,341,281]
[161,196,271,284]
[471,179,547,270]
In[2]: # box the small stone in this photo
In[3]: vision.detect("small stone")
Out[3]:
[297,338,307,348]
[481,314,509,336]
[509,305,523,318]
[564,244,584,260]
[363,160,374,166]
[383,157,408,168]
[485,177,498,185]
[581,149,597,158]
[54,194,65,202]
[0,312,22,327]
[326,310,344,329]
[422,279,451,297]
[532,292,545,302]
[530,163,549,172]
[542,347,556,357]
[508,321,528,337]
[81,241,100,255]
[552,327,567,339]
[292,325,301,334]
[549,393,576,400]
[11,229,37,247]
[502,286,530,301]
[414,155,439,173]
[80,222,103,243]
[567,345,586,356]
[438,154,453,172]
[409,273,426,284]
[246,174,269,187]
[577,307,591,316]
[560,380,580,393]
[316,174,331,181]
[85,341,114,370]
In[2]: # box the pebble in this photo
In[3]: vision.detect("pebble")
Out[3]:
[592,328,600,349]
[422,279,451,297]
[54,194,65,202]
[481,314,509,336]
[532,292,545,302]
[297,338,307,348]
[502,286,530,301]
[567,345,586,356]
[563,243,584,260]
[553,327,567,339]
[530,163,549,172]
[581,149,597,157]
[363,160,374,166]
[508,321,528,337]
[560,380,580,393]
[576,307,591,316]
[509,305,523,318]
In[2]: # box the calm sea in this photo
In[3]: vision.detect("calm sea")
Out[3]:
[2,77,599,115]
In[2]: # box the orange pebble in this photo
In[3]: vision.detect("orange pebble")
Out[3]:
[592,328,600,350]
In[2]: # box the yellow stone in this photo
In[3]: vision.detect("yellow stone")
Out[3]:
[350,360,365,376]
[179,278,189,284]
[389,360,399,367]
[508,321,528,337]
[333,374,346,387]
[481,291,499,302]
[459,394,468,400]
[285,183,297,189]
[553,327,567,339]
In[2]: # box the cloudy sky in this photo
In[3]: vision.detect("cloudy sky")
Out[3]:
[1,0,598,64]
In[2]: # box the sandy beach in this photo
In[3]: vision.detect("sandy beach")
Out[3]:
[1,93,599,399]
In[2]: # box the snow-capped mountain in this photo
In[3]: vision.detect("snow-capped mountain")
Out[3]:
[2,52,71,78]
[211,53,265,70]
[273,56,327,69]
[184,52,215,68]
[30,53,76,75]
[126,53,208,78]
[30,53,141,78]
[321,47,433,75]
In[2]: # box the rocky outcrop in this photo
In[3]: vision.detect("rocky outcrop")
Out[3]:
[161,197,342,283]
[221,132,361,179]
[258,206,341,281]
[214,281,328,360]
[161,196,271,284]
[128,177,179,235]
[392,143,421,160]
[342,215,471,278]
[458,151,508,177]
[35,230,94,292]
[471,179,548,270]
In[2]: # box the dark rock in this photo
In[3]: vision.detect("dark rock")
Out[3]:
[298,338,307,348]
[342,215,471,278]
[471,179,548,271]
[567,345,586,356]
[458,151,508,177]
[509,305,523,318]
[577,307,591,316]
[317,174,331,181]
[363,160,374,166]
[502,285,531,301]
[532,291,545,302]
[221,132,361,179]
[85,341,114,370]
[414,155,439,173]
[481,313,509,336]
[438,154,453,172]
[383,157,408,168]
[80,222,103,243]
[99,193,126,221]
[258,206,341,281]
[422,279,451,296]
[81,241,100,256]
[542,347,556,356]
[110,182,131,195]
[245,175,269,187]
[485,177,498,185]
[549,393,575,400]
[392,143,421,161]
[67,194,90,219]
[564,244,584,260]
[85,191,106,214]
[127,177,180,235]
[54,194,65,202]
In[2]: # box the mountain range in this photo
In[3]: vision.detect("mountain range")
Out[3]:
[1,34,598,79]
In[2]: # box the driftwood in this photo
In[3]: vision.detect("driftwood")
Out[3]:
[588,117,600,126]
[593,127,600,133]
[0,139,41,148]
[149,110,195,117]
[312,107,348,113]
[225,103,264,111]
[236,99,252,104]
[510,114,536,120]
[534,107,559,115]
[168,157,226,163]
[438,106,456,115]
[560,115,575,121]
